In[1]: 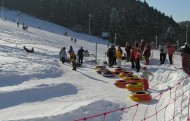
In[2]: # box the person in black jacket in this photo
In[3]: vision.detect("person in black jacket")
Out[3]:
[77,46,85,64]
[125,42,132,62]
[23,46,34,53]
[107,45,115,67]
[159,41,167,64]
[113,45,117,65]
[183,43,190,55]
[68,46,73,59]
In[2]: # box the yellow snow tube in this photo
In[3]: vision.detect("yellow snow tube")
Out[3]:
[126,83,143,91]
[129,91,151,102]
[119,71,133,78]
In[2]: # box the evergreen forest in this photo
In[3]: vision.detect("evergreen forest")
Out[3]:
[1,0,190,46]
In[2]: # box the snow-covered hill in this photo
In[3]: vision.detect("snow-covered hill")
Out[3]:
[0,8,190,121]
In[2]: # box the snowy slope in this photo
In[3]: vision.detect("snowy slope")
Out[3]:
[0,8,190,121]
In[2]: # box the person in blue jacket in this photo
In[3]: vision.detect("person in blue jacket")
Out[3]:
[68,46,73,59]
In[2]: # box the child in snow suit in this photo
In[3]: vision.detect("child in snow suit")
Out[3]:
[141,67,154,91]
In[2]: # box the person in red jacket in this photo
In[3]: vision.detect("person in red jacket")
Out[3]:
[130,46,135,69]
[166,42,175,64]
[143,44,151,65]
[135,49,141,72]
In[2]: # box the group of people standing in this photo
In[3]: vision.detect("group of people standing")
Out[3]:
[107,39,150,72]
[59,39,176,72]
[107,45,123,68]
[127,39,151,72]
[59,45,87,71]
[159,41,175,65]
[107,38,176,73]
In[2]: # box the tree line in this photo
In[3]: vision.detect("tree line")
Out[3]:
[1,0,188,46]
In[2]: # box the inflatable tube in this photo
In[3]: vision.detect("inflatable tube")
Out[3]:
[114,80,128,88]
[96,68,109,74]
[129,91,151,102]
[114,68,124,75]
[122,74,138,79]
[119,71,133,78]
[123,76,143,82]
[95,66,106,70]
[126,83,143,91]
[114,80,141,88]
[102,71,115,77]
[123,75,139,80]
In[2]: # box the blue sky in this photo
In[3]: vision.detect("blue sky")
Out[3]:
[140,0,190,22]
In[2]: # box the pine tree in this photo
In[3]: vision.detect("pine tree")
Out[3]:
[165,26,176,43]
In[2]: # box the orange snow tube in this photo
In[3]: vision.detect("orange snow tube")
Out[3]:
[124,77,144,83]
[114,68,124,75]
[122,75,138,80]
[96,68,109,74]
[114,80,129,88]
[114,80,141,88]
[119,71,133,78]
[95,65,106,70]
[102,71,115,77]
[129,91,151,102]
[126,83,143,91]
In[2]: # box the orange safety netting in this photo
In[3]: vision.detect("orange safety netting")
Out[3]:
[74,53,190,121]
